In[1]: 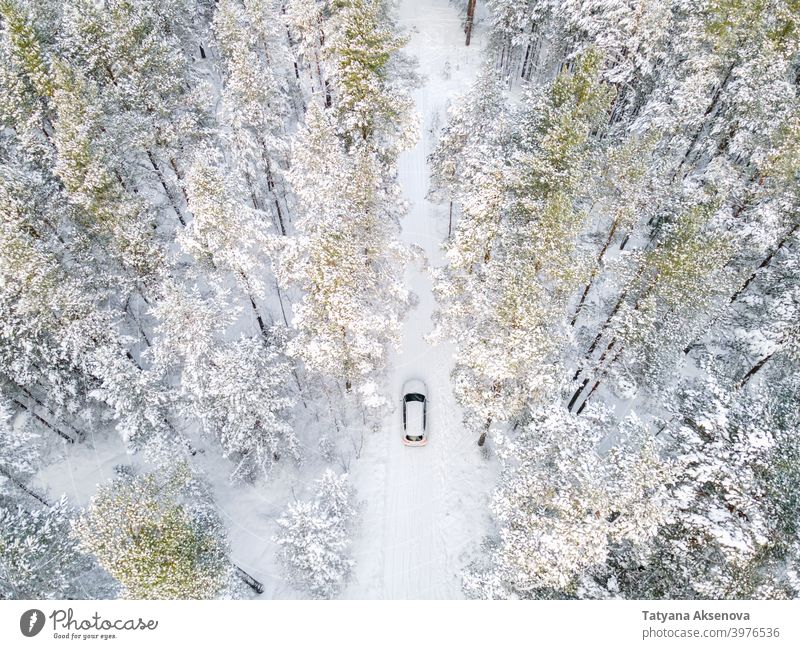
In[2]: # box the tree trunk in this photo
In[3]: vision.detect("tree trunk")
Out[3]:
[477,416,491,446]
[568,339,616,411]
[575,347,623,415]
[322,384,342,434]
[573,289,627,381]
[125,299,152,348]
[233,564,264,594]
[0,467,49,506]
[147,150,186,227]
[168,158,193,212]
[465,0,477,46]
[262,154,287,236]
[238,271,269,337]
[247,293,268,337]
[11,398,75,444]
[670,60,735,183]
[729,222,797,304]
[520,40,533,80]
[567,377,590,411]
[571,217,619,326]
[737,348,779,388]
[448,201,453,238]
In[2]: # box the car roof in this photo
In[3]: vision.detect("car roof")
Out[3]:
[405,399,425,435]
[402,379,427,398]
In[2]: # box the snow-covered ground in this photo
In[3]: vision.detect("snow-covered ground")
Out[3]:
[345,0,496,599]
[33,0,496,600]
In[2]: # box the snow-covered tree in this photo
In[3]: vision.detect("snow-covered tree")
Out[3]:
[0,398,45,504]
[0,168,116,440]
[570,201,737,411]
[214,0,294,235]
[464,404,672,598]
[274,470,358,598]
[428,69,509,226]
[434,51,613,434]
[0,496,109,599]
[182,146,275,333]
[50,60,162,284]
[191,336,298,482]
[325,0,415,148]
[0,0,56,162]
[278,105,411,402]
[75,464,237,599]
[285,0,332,106]
[598,366,800,600]
[0,400,111,599]
[152,282,299,481]
[84,344,176,456]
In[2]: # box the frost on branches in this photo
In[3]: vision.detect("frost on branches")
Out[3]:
[431,51,613,435]
[275,470,358,598]
[277,105,411,404]
[464,405,672,598]
[75,464,238,599]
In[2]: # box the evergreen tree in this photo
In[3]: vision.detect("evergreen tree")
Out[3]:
[464,404,672,598]
[325,0,415,147]
[1,496,110,599]
[434,51,613,435]
[214,0,294,235]
[277,105,411,402]
[151,282,298,480]
[0,398,44,504]
[75,464,237,599]
[274,470,358,598]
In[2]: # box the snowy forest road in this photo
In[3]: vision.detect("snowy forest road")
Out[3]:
[347,0,494,599]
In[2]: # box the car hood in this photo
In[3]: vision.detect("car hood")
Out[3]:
[402,379,427,398]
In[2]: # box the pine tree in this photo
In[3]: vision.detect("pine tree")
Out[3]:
[0,169,109,441]
[325,0,415,147]
[285,0,332,106]
[182,145,275,334]
[464,404,672,598]
[0,496,110,599]
[0,0,56,162]
[190,336,298,482]
[151,282,298,480]
[214,0,294,235]
[434,51,613,435]
[601,368,800,599]
[75,464,237,599]
[0,398,44,504]
[274,470,358,598]
[570,202,737,411]
[277,104,411,401]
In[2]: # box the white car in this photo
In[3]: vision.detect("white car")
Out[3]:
[401,379,428,446]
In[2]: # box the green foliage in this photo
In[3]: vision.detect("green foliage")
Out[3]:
[0,0,53,98]
[75,465,234,599]
[705,0,800,51]
[646,204,734,308]
[435,50,614,427]
[516,49,614,197]
[327,0,410,142]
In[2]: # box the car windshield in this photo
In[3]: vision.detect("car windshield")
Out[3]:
[404,393,425,402]
[406,435,423,442]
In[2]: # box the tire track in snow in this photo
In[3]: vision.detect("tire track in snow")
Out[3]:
[345,0,492,600]
[379,0,475,599]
